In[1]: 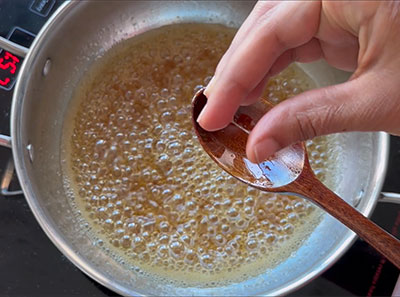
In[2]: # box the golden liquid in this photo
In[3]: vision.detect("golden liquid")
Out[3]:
[62,24,334,287]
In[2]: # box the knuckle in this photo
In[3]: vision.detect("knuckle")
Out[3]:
[230,75,253,98]
[293,104,342,141]
[294,112,318,141]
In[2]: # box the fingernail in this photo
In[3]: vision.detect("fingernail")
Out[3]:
[197,77,215,127]
[253,138,281,163]
[196,102,208,125]
[204,76,216,98]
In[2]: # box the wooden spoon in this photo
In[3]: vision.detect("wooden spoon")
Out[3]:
[192,88,400,269]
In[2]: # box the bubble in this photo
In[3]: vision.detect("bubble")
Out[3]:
[220,223,230,235]
[159,234,169,243]
[159,221,170,232]
[172,74,183,87]
[157,244,169,258]
[227,207,239,220]
[294,202,305,211]
[127,222,140,234]
[283,224,294,234]
[200,253,214,269]
[213,234,226,246]
[266,233,277,244]
[140,251,151,263]
[169,241,185,259]
[121,235,131,248]
[131,236,146,253]
[160,88,169,98]
[184,249,198,264]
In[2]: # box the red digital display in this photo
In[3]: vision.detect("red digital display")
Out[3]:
[0,51,21,90]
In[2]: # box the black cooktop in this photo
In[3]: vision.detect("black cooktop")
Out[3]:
[0,1,399,296]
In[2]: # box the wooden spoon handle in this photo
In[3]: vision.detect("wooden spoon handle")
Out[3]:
[292,176,400,269]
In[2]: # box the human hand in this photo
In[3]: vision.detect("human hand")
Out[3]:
[197,1,400,163]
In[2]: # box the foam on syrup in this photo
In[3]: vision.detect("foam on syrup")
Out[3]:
[61,23,340,287]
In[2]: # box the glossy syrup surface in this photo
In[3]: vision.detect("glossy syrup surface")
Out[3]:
[62,23,339,287]
[192,91,305,189]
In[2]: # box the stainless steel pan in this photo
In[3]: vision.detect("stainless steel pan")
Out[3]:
[0,1,399,295]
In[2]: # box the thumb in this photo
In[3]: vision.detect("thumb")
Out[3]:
[246,72,396,163]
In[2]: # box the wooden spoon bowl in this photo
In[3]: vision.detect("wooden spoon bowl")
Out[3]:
[192,88,400,269]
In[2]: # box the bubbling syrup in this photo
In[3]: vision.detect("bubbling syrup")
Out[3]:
[62,23,337,286]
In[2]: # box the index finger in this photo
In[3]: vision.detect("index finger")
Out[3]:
[197,1,322,131]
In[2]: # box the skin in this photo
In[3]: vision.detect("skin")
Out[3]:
[196,1,400,163]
